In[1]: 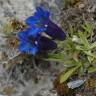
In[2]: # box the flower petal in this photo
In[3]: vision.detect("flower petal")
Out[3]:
[25,16,40,26]
[25,7,50,26]
[18,31,28,41]
[35,7,50,19]
[27,27,46,37]
[19,42,38,55]
[29,46,38,55]
[38,37,57,50]
[45,20,66,40]
[19,42,29,53]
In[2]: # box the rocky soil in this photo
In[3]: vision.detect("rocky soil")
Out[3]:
[0,0,96,96]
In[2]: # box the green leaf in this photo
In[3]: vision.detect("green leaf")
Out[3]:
[88,67,96,73]
[48,53,64,59]
[84,51,96,58]
[78,32,90,50]
[60,65,80,83]
[43,58,64,62]
[64,60,79,67]
[82,23,93,34]
[42,53,65,62]
[87,56,94,63]
[76,45,84,51]
[90,42,96,49]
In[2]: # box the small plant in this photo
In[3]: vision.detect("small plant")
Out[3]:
[18,7,66,55]
[44,22,96,83]
[2,7,66,72]
[2,6,96,85]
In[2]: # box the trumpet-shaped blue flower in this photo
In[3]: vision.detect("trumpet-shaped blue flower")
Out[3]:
[18,31,38,55]
[25,7,50,26]
[25,7,66,40]
[18,6,66,55]
[25,25,46,37]
[45,19,66,40]
[18,30,57,55]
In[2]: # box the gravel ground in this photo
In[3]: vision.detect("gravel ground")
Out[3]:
[0,0,96,96]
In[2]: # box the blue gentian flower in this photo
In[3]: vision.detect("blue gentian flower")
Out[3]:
[25,25,46,37]
[25,7,66,40]
[25,7,50,26]
[18,31,38,55]
[18,6,66,55]
[18,30,57,55]
[45,19,66,40]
